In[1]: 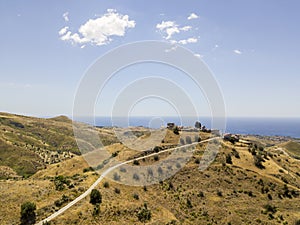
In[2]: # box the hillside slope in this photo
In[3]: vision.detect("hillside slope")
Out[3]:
[0,113,119,177]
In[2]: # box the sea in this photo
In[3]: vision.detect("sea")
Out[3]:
[75,117,300,139]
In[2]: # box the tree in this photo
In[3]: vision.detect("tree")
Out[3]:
[195,135,201,142]
[20,202,36,225]
[195,121,201,129]
[186,136,192,144]
[180,138,185,145]
[226,154,233,164]
[254,154,265,169]
[90,189,102,205]
[173,126,179,135]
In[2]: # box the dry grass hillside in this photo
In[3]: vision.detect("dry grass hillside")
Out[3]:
[0,112,119,177]
[0,113,299,225]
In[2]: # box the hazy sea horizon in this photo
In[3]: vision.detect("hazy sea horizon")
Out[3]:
[75,116,300,139]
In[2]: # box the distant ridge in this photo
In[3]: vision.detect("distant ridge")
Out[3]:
[49,115,71,123]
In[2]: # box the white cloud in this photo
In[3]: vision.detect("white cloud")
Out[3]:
[178,37,198,45]
[58,26,69,36]
[59,9,135,46]
[194,53,202,58]
[188,13,199,20]
[156,19,199,45]
[156,21,180,40]
[63,12,69,22]
[234,49,242,55]
[180,26,192,31]
[156,21,194,41]
[165,45,178,53]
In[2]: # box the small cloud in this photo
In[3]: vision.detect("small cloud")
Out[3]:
[233,49,242,55]
[156,21,195,42]
[59,9,135,46]
[211,44,219,51]
[194,53,202,58]
[63,12,69,22]
[58,26,69,36]
[80,45,86,49]
[180,26,192,31]
[178,37,198,45]
[156,21,180,40]
[160,13,165,16]
[165,45,178,53]
[188,13,199,20]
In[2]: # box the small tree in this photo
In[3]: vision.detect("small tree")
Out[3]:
[186,136,192,144]
[20,202,36,225]
[226,154,233,164]
[90,189,102,205]
[173,126,180,135]
[195,135,201,142]
[180,138,185,145]
[254,154,265,169]
[186,198,193,208]
[153,146,160,153]
[103,181,109,188]
[195,121,201,129]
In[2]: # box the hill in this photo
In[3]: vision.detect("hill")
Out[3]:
[0,112,119,177]
[0,113,299,225]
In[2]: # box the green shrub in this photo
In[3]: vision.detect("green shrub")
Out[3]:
[263,204,277,214]
[186,198,192,208]
[226,154,232,164]
[20,202,36,225]
[92,204,100,216]
[198,191,204,197]
[54,175,70,191]
[90,189,102,205]
[232,149,240,158]
[173,126,180,135]
[133,160,140,165]
[154,146,160,153]
[103,181,109,188]
[254,154,265,169]
[83,167,94,173]
[137,203,151,222]
[111,151,119,157]
[114,188,120,194]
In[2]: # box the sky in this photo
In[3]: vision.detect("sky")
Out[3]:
[0,0,300,118]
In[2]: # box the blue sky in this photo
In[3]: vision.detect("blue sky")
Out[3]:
[0,0,300,118]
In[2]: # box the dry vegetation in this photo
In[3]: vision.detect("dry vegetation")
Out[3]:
[0,113,299,225]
